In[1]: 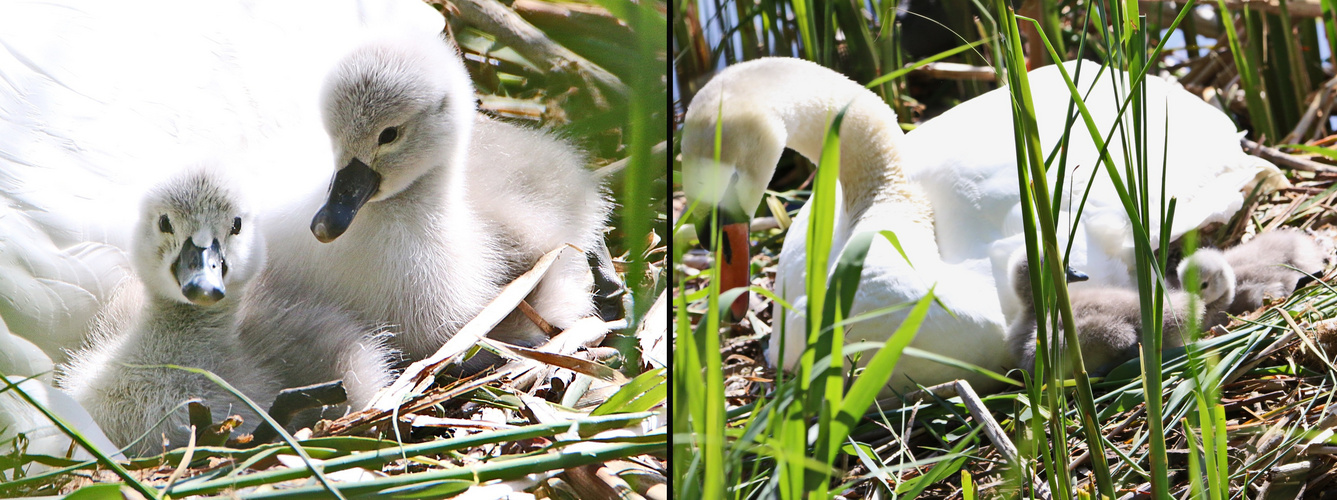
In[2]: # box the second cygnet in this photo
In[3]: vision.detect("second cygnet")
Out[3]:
[1178,229,1326,327]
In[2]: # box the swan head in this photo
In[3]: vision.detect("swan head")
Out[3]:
[1177,248,1236,308]
[133,169,264,306]
[311,34,475,243]
[680,101,788,319]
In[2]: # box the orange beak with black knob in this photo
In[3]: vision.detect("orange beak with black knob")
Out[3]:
[718,222,751,318]
[695,175,752,320]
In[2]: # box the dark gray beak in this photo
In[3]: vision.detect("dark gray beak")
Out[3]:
[173,237,226,305]
[1065,266,1089,283]
[311,158,381,243]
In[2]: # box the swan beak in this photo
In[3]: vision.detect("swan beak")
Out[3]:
[719,222,751,319]
[173,237,226,306]
[311,158,381,243]
[696,204,752,319]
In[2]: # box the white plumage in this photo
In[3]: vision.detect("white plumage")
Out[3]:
[0,0,444,372]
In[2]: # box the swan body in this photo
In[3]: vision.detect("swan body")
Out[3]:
[682,57,1283,393]
[1,316,125,476]
[58,169,398,455]
[1180,230,1326,325]
[1,376,125,480]
[0,0,442,370]
[237,280,397,415]
[1007,251,1205,376]
[903,62,1286,320]
[297,33,609,362]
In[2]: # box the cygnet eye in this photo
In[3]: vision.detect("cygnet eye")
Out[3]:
[1200,281,1209,290]
[158,214,173,234]
[231,217,242,235]
[377,126,399,145]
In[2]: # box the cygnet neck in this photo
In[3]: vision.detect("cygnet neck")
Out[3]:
[145,295,239,335]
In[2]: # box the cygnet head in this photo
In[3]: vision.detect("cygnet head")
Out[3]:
[133,169,264,306]
[1008,248,1091,308]
[311,33,476,243]
[1177,248,1236,307]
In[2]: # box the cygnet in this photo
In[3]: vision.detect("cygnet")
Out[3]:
[1008,250,1204,377]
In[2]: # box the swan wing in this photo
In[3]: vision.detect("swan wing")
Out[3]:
[1,375,125,481]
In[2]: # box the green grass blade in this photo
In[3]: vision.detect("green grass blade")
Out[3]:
[830,288,935,455]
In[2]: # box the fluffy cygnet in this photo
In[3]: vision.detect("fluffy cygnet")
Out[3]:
[1008,251,1204,377]
[1233,230,1322,311]
[297,32,610,363]
[59,169,278,456]
[59,169,398,455]
[1174,248,1236,329]
[237,279,396,418]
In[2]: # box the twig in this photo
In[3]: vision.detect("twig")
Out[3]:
[909,62,997,81]
[902,380,1020,466]
[518,300,561,336]
[1269,461,1313,483]
[951,380,1020,466]
[1206,0,1323,17]
[1243,138,1337,174]
[498,317,617,391]
[366,246,572,411]
[594,141,667,179]
[1285,75,1337,144]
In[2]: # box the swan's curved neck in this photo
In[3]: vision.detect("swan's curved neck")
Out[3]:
[785,100,928,226]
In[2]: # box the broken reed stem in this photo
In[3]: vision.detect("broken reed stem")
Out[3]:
[519,299,561,336]
[1243,138,1337,173]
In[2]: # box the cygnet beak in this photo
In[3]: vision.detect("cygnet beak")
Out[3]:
[311,158,381,243]
[1064,266,1089,283]
[173,237,226,306]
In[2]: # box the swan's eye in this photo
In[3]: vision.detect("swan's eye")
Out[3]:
[158,215,173,234]
[231,217,242,235]
[1201,281,1209,290]
[377,126,399,145]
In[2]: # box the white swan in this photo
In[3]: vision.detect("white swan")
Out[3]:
[681,57,1284,393]
[1,375,126,480]
[0,215,125,472]
[281,33,610,362]
[0,0,443,370]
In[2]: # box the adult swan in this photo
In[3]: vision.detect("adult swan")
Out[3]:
[681,58,1283,394]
